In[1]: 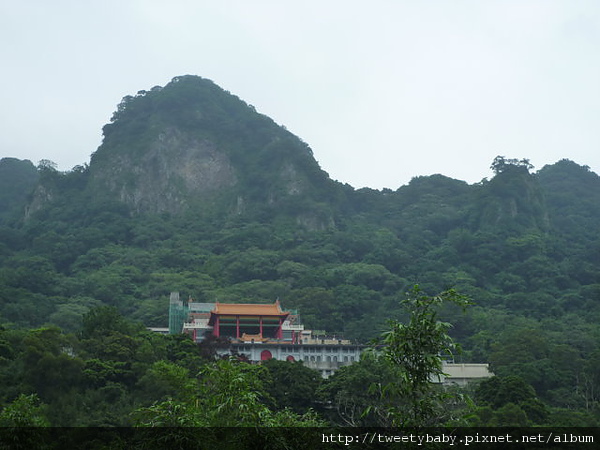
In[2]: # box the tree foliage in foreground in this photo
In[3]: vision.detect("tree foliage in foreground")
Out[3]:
[132,358,325,427]
[379,286,472,426]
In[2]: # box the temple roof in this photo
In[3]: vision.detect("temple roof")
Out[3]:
[211,301,289,317]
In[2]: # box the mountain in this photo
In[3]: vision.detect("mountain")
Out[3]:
[0,158,38,225]
[1,75,600,418]
[67,76,340,231]
[538,159,600,240]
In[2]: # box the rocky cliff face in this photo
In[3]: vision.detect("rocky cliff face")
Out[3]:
[79,75,337,223]
[474,165,550,232]
[24,183,54,221]
[89,127,237,214]
[0,158,39,223]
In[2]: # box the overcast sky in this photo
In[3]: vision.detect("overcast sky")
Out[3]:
[1,1,599,189]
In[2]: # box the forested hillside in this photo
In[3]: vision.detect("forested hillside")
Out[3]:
[1,75,599,427]
[0,158,38,223]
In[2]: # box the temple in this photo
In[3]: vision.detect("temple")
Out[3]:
[168,292,363,377]
[209,301,292,341]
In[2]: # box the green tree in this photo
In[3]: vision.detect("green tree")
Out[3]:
[379,285,471,426]
[133,358,325,428]
[136,360,197,404]
[0,394,49,426]
[80,306,134,339]
[261,359,321,413]
[0,395,50,450]
[475,375,548,425]
[490,156,534,175]
[196,358,273,427]
[319,351,399,426]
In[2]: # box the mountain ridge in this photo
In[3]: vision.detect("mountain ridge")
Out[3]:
[84,75,337,220]
[1,75,599,427]
[1,75,596,249]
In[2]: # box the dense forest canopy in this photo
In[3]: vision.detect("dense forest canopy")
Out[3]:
[1,75,599,427]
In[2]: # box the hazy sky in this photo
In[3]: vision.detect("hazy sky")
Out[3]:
[1,1,599,189]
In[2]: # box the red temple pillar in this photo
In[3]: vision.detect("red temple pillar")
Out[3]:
[236,315,240,339]
[259,316,263,338]
[277,317,283,339]
[214,316,220,337]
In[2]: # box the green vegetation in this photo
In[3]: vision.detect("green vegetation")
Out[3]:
[0,158,38,225]
[378,286,471,427]
[0,311,325,426]
[1,75,599,427]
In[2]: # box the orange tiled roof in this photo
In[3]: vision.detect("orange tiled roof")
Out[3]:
[212,302,288,316]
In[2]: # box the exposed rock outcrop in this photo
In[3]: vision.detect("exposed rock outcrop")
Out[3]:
[89,127,237,214]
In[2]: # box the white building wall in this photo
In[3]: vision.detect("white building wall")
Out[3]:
[224,343,365,378]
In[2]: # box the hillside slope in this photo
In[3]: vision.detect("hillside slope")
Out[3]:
[1,76,600,418]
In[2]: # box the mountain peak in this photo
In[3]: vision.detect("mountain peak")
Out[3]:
[86,75,334,218]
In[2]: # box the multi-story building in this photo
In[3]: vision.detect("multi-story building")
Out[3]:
[168,291,363,377]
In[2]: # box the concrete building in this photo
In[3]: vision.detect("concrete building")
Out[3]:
[437,363,494,386]
[168,291,363,378]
